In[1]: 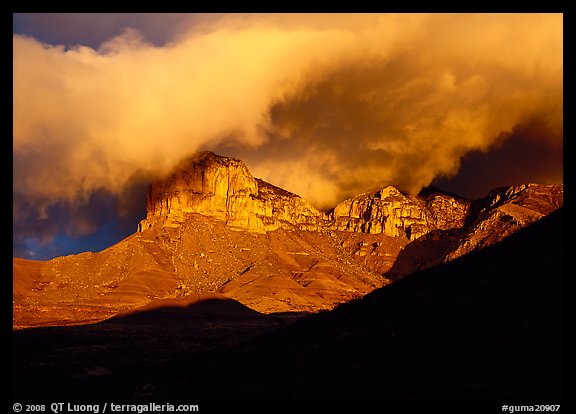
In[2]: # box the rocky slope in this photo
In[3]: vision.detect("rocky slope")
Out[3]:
[13,151,563,328]
[447,183,564,260]
[13,213,396,328]
[385,182,563,279]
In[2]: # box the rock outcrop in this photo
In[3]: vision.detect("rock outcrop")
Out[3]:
[329,186,470,241]
[139,151,323,233]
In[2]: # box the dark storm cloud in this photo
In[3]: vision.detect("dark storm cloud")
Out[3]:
[12,13,204,48]
[13,182,147,260]
[432,117,564,199]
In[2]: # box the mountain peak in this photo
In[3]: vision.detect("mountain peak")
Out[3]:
[172,151,248,176]
[331,183,470,241]
[377,185,404,199]
[186,150,241,164]
[139,151,322,233]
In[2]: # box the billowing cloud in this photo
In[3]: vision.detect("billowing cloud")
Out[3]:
[13,13,562,255]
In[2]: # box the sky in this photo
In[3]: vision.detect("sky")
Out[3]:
[13,13,563,260]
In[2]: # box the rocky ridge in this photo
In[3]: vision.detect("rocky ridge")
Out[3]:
[137,151,562,277]
[447,183,564,260]
[328,185,470,240]
[139,152,561,247]
[139,152,472,241]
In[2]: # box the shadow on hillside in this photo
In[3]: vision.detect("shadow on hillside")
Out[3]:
[13,296,298,401]
[385,228,462,281]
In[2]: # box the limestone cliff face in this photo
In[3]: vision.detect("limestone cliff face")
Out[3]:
[138,152,562,260]
[139,152,323,233]
[329,186,470,241]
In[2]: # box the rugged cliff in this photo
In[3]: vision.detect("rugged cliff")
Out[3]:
[329,186,470,240]
[139,152,472,241]
[139,151,323,233]
[138,152,562,268]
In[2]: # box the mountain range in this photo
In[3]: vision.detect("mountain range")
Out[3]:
[13,151,563,328]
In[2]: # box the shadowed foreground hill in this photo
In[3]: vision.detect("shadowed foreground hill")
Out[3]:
[13,209,563,401]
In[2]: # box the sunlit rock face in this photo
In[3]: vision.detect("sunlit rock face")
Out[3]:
[329,186,470,241]
[139,151,323,233]
[139,152,563,255]
[139,152,473,239]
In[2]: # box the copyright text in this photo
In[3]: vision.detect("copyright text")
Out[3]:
[12,403,199,413]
